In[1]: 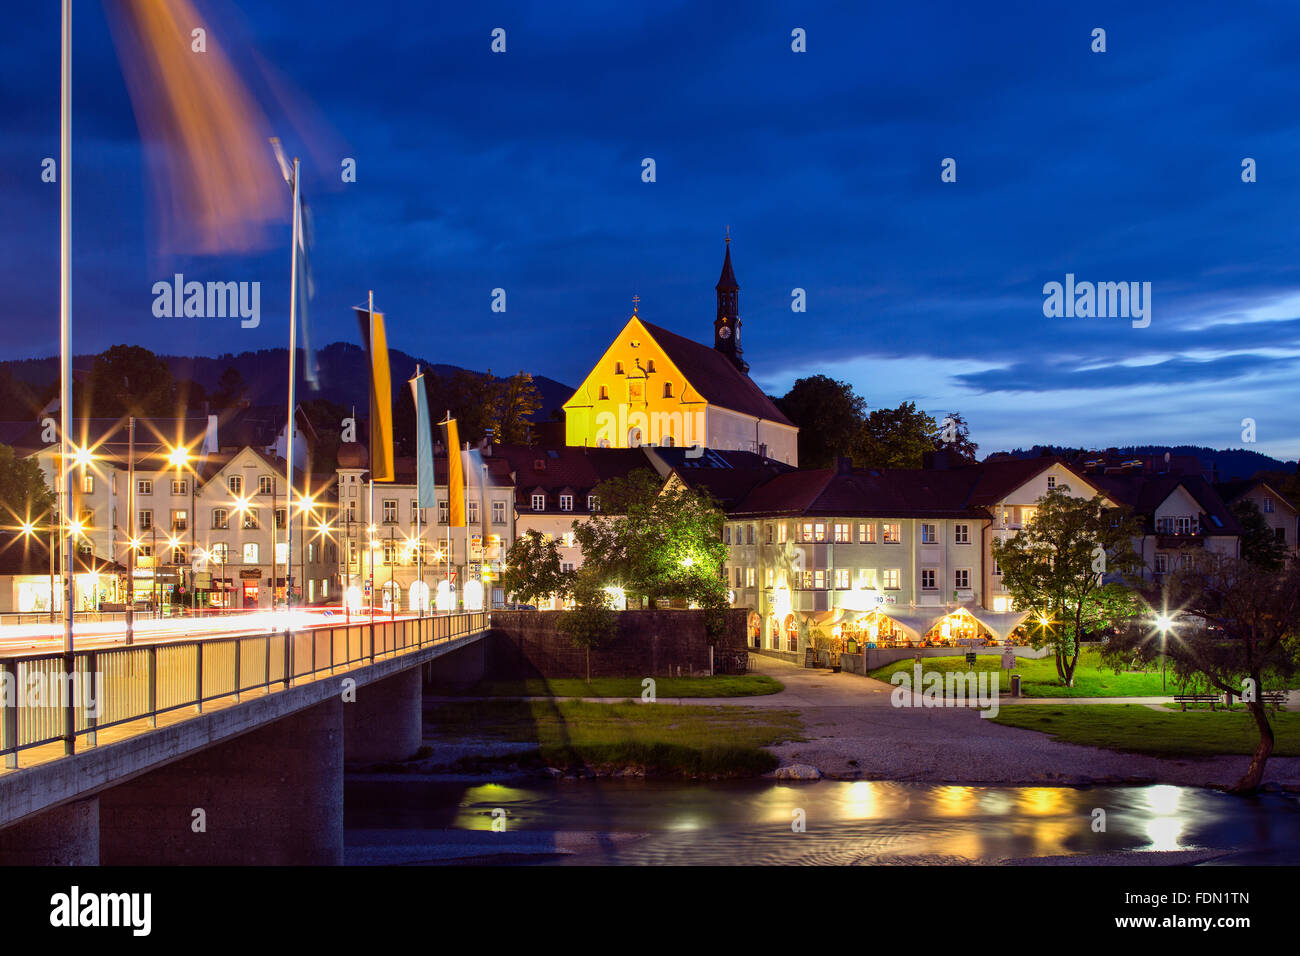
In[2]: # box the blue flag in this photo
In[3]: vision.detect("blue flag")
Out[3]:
[409,372,437,507]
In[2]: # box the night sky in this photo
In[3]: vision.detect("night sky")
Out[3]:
[3,1,1299,460]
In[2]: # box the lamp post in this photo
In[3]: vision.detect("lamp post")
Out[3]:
[1154,611,1175,694]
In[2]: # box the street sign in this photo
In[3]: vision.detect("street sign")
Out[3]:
[965,652,977,666]
[1001,647,1016,669]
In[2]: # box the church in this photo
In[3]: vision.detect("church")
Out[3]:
[562,240,799,466]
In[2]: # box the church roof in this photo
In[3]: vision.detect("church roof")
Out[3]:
[636,320,793,426]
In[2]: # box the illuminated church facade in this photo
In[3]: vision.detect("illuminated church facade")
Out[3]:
[562,241,799,466]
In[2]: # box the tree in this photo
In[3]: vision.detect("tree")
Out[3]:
[856,401,939,469]
[491,371,542,444]
[775,375,867,468]
[501,530,569,606]
[84,345,175,418]
[934,410,978,463]
[991,485,1144,686]
[211,366,248,411]
[1230,498,1287,572]
[557,572,618,683]
[1104,555,1300,794]
[0,443,55,525]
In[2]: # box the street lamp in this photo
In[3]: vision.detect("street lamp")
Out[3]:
[165,443,196,617]
[1154,611,1176,693]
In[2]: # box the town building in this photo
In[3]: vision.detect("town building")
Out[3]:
[1214,478,1299,558]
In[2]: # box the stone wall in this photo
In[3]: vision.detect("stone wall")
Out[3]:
[484,608,748,679]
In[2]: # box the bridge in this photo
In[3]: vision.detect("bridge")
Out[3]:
[0,611,490,865]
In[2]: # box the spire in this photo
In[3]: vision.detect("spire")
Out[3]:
[714,230,747,373]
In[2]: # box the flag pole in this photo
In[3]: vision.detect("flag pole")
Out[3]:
[285,157,300,623]
[368,289,375,629]
[59,0,75,756]
[414,365,423,616]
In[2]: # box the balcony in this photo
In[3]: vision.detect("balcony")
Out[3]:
[1156,529,1204,549]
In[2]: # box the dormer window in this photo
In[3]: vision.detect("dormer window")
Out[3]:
[531,493,545,511]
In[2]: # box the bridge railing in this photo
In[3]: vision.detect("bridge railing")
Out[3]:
[0,611,489,770]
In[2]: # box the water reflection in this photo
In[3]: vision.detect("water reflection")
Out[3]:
[344,777,1300,865]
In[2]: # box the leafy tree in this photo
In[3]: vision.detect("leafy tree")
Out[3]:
[775,375,867,468]
[991,485,1144,686]
[569,469,730,632]
[1230,498,1287,571]
[1104,555,1300,794]
[0,442,55,526]
[502,530,569,606]
[856,401,938,469]
[556,573,619,683]
[933,410,978,463]
[84,345,175,417]
[491,371,542,444]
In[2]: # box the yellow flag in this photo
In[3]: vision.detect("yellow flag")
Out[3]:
[443,418,465,527]
[355,306,394,481]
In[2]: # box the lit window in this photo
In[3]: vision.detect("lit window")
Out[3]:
[82,475,94,494]
[834,568,850,589]
[883,568,900,589]
[812,570,826,589]
[243,543,259,563]
[833,523,850,543]
[746,567,756,587]
[588,495,598,511]
[858,523,874,544]
[242,510,259,530]
[882,523,900,543]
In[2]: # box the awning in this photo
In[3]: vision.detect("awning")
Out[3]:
[962,606,1032,642]
[874,607,948,640]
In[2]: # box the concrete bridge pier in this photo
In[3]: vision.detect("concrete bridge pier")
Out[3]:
[343,668,422,764]
[97,698,344,865]
[0,797,99,865]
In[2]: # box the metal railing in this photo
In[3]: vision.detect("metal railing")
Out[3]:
[0,611,489,769]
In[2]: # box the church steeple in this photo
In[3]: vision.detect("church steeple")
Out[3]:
[714,231,747,373]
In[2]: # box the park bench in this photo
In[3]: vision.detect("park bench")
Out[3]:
[1173,693,1221,711]
[1262,690,1288,707]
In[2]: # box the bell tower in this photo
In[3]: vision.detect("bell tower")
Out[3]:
[714,231,747,373]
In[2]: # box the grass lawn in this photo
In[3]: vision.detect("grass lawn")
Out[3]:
[435,674,784,698]
[868,647,1219,698]
[992,704,1300,757]
[424,699,804,776]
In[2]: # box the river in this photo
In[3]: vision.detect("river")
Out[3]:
[343,777,1300,865]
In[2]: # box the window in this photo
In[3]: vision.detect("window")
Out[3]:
[746,525,755,545]
[275,542,289,564]
[955,569,971,590]
[746,567,756,587]
[242,509,259,530]
[614,361,624,374]
[993,557,1002,576]
[137,509,153,530]
[560,494,574,512]
[137,479,153,496]
[561,561,575,573]
[412,500,425,523]
[492,501,506,524]
[833,523,850,543]
[531,493,546,511]
[724,525,732,544]
[883,568,900,589]
[598,385,609,400]
[78,508,93,530]
[1275,527,1286,543]
[588,495,598,511]
[1154,553,1169,574]
[274,508,287,530]
[921,569,936,590]
[1020,507,1036,525]
[382,499,397,524]
[858,568,876,589]
[209,543,228,563]
[258,476,273,495]
[921,524,937,543]
[813,569,826,590]
[468,500,479,524]
[382,542,395,565]
[346,501,357,522]
[801,522,826,542]
[647,360,656,372]
[438,500,449,524]
[212,508,229,529]
[954,524,970,544]
[137,543,153,558]
[82,475,94,494]
[171,479,187,495]
[882,523,900,543]
[858,523,874,544]
[1047,476,1056,490]
[777,523,787,544]
[228,476,242,495]
[735,567,743,587]
[834,568,850,589]
[765,567,774,587]
[243,542,259,563]
[1263,497,1274,513]
[171,510,187,531]
[663,382,673,398]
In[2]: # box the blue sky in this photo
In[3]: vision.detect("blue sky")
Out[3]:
[2,0,1298,460]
